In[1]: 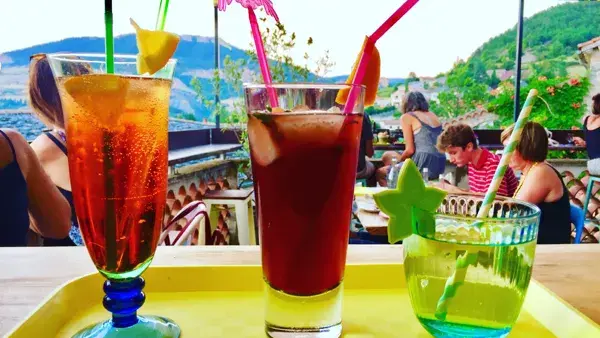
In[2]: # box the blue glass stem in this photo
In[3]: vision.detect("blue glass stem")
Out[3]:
[103,277,146,328]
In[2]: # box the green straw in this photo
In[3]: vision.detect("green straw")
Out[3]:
[434,88,539,320]
[155,0,171,31]
[104,0,114,74]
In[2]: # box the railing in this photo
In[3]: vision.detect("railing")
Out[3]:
[374,129,586,152]
[167,128,243,172]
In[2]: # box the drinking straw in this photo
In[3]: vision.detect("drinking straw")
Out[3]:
[155,0,171,31]
[343,0,420,114]
[476,89,538,218]
[104,0,114,74]
[102,0,117,271]
[434,89,539,320]
[248,8,278,108]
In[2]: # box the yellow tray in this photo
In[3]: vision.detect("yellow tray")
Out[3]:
[7,264,600,337]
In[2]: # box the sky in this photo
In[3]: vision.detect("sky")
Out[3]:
[0,0,566,77]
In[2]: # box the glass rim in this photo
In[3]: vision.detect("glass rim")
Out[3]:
[435,192,541,223]
[243,82,366,90]
[46,53,177,66]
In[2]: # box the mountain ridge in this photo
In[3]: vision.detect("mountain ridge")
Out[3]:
[0,33,407,120]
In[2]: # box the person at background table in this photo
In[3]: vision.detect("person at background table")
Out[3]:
[0,128,71,246]
[356,113,375,181]
[376,91,446,186]
[435,123,518,197]
[28,53,87,246]
[501,122,571,244]
[573,93,600,176]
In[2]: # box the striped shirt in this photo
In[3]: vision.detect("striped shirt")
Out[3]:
[468,148,518,197]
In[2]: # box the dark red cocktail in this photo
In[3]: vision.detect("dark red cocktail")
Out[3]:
[245,83,365,337]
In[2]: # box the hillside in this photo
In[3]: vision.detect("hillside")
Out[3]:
[1,33,394,121]
[472,2,600,69]
[0,34,255,120]
[412,1,598,132]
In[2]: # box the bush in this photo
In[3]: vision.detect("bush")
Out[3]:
[487,75,590,129]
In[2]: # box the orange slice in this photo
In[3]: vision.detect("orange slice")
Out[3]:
[130,18,180,75]
[335,36,380,107]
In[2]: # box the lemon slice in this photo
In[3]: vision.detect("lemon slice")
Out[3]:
[130,18,180,75]
[335,36,381,107]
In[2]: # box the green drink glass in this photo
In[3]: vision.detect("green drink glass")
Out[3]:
[404,194,541,338]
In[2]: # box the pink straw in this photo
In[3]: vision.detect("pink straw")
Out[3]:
[248,8,278,108]
[343,0,420,113]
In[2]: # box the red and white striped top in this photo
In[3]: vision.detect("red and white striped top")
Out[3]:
[468,148,518,197]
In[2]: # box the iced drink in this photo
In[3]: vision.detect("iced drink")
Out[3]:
[58,74,170,279]
[245,84,365,337]
[404,195,540,338]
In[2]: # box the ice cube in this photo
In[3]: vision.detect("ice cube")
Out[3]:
[273,113,345,147]
[291,104,310,112]
[327,106,342,114]
[247,115,280,166]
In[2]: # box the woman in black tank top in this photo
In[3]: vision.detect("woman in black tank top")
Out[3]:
[28,53,86,246]
[0,128,71,246]
[501,122,571,244]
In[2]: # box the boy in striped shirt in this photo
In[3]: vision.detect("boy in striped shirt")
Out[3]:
[436,123,518,197]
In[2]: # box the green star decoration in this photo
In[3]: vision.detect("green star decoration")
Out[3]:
[373,159,447,243]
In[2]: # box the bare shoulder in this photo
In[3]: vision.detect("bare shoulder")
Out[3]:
[534,163,559,184]
[426,111,442,126]
[0,129,29,151]
[0,129,33,172]
[399,113,413,122]
[588,114,600,128]
[29,133,57,161]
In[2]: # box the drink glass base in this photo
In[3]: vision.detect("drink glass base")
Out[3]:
[72,315,181,338]
[418,317,511,338]
[264,281,343,338]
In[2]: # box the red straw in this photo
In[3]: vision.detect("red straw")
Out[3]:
[248,8,278,108]
[343,0,420,113]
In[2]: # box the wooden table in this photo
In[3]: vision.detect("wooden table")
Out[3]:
[1,246,599,335]
[355,207,389,236]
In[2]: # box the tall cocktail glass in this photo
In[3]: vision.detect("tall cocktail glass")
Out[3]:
[404,194,541,338]
[48,53,179,338]
[245,83,365,337]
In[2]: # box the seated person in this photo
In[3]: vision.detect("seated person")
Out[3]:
[376,91,446,186]
[501,122,571,244]
[29,53,86,246]
[0,128,71,246]
[435,123,518,197]
[356,113,375,181]
[573,93,600,175]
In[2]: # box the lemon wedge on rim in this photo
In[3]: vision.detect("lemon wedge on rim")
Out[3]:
[130,18,180,75]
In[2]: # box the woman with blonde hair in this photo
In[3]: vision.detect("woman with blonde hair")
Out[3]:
[28,53,88,246]
[500,121,570,244]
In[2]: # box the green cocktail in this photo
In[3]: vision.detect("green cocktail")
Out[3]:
[404,194,540,338]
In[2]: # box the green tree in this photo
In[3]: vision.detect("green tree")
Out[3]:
[502,59,515,70]
[488,70,500,89]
